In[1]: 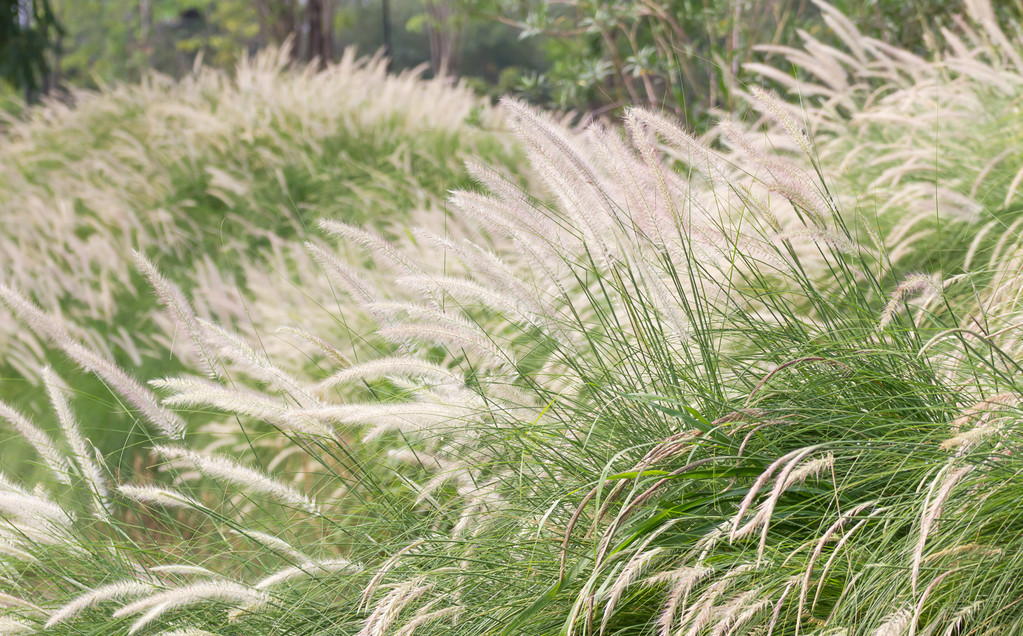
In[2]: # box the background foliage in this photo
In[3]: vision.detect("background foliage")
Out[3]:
[0,0,61,100]
[8,0,1023,125]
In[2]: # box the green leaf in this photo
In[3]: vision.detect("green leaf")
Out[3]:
[623,393,730,444]
[406,13,429,33]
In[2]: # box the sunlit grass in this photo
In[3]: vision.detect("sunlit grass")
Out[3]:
[3,3,1023,635]
[0,46,520,472]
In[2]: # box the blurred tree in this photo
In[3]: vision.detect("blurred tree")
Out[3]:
[382,0,393,65]
[481,0,1023,124]
[337,0,545,83]
[833,0,1023,55]
[14,0,547,98]
[226,0,334,63]
[0,0,63,101]
[484,0,801,121]
[304,0,334,64]
[422,0,462,74]
[49,0,339,87]
[11,0,1023,120]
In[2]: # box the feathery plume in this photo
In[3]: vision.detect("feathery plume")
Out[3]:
[306,241,381,310]
[380,322,516,369]
[118,484,205,510]
[230,529,308,561]
[398,274,542,327]
[730,447,814,539]
[112,581,269,635]
[288,400,475,441]
[626,108,728,180]
[197,320,321,408]
[651,567,715,636]
[773,228,857,255]
[319,219,423,275]
[318,357,463,391]
[357,577,433,636]
[749,86,815,158]
[0,537,38,563]
[799,501,877,621]
[412,228,547,317]
[0,489,73,528]
[0,616,33,634]
[0,592,43,612]
[765,580,794,636]
[447,187,559,247]
[150,565,222,578]
[151,375,332,437]
[941,394,1019,452]
[0,283,186,439]
[599,547,663,634]
[360,540,427,612]
[45,581,154,627]
[878,274,942,331]
[393,605,460,636]
[275,326,351,367]
[254,558,358,589]
[873,606,912,636]
[679,564,758,636]
[711,590,769,636]
[153,446,319,514]
[42,367,112,520]
[940,601,982,636]
[0,400,73,484]
[751,452,834,560]
[500,99,613,227]
[134,250,221,379]
[911,464,974,591]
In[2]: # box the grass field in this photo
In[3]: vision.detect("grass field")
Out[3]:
[0,46,520,476]
[2,3,1023,635]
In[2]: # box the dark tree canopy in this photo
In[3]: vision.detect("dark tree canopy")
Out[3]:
[0,0,62,98]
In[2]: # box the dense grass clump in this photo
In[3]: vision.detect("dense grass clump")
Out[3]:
[0,46,518,464]
[2,2,1023,635]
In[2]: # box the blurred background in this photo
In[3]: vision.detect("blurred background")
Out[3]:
[6,0,1022,127]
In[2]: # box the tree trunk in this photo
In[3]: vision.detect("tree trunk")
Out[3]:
[321,0,333,62]
[382,0,392,70]
[424,0,462,76]
[304,0,333,66]
[140,0,150,41]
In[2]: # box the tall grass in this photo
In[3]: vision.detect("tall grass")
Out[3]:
[0,45,518,467]
[744,0,1023,308]
[2,2,1023,635]
[740,0,1023,392]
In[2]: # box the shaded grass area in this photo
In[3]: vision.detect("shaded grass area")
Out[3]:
[0,49,522,477]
